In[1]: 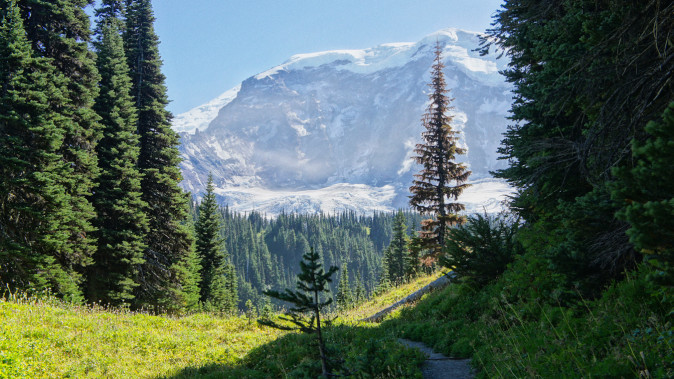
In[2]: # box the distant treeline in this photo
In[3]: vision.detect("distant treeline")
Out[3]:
[187,204,424,310]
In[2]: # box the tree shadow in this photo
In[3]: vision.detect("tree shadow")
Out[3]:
[159,322,425,379]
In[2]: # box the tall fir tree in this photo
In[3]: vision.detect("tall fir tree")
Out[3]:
[481,0,672,290]
[353,275,366,304]
[409,42,470,256]
[335,263,352,310]
[195,174,236,313]
[376,251,391,295]
[94,0,125,33]
[86,11,148,306]
[15,0,102,299]
[19,0,102,257]
[123,0,193,310]
[223,263,238,313]
[0,0,85,299]
[173,242,202,313]
[387,210,410,283]
[407,222,424,276]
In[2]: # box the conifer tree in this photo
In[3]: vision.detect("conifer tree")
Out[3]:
[87,14,148,306]
[407,229,424,277]
[223,263,238,313]
[387,210,410,283]
[245,299,256,324]
[335,263,353,310]
[94,0,125,32]
[174,245,202,313]
[15,0,102,299]
[195,174,235,312]
[409,42,470,256]
[612,102,674,287]
[261,247,338,377]
[124,0,193,310]
[0,0,82,299]
[376,253,391,295]
[353,275,366,304]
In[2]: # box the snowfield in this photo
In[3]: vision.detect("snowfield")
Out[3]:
[209,179,515,217]
[174,28,514,216]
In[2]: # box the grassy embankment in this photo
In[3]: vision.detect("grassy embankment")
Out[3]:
[0,273,442,378]
[381,260,674,378]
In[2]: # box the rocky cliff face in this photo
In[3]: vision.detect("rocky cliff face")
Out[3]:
[175,28,514,215]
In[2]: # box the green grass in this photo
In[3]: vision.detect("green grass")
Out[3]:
[0,292,284,378]
[0,273,443,378]
[11,265,669,378]
[382,259,674,378]
[339,270,447,322]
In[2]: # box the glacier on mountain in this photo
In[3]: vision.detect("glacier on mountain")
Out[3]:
[175,28,515,215]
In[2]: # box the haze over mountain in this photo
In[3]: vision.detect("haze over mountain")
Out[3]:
[174,28,514,215]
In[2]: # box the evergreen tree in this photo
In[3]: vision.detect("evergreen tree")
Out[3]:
[440,213,523,288]
[124,0,193,310]
[407,229,424,277]
[174,244,201,313]
[335,263,353,310]
[375,252,391,295]
[612,102,674,288]
[387,210,410,283]
[409,42,470,257]
[260,247,338,377]
[223,263,238,313]
[94,0,125,32]
[0,0,82,299]
[245,299,256,324]
[482,0,672,290]
[353,275,366,304]
[15,0,102,299]
[87,14,148,306]
[195,174,236,313]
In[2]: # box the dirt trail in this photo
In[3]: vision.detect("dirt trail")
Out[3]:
[398,339,473,379]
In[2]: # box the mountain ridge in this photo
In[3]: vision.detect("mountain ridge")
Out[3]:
[174,28,514,215]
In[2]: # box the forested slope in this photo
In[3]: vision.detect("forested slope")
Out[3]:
[193,207,423,310]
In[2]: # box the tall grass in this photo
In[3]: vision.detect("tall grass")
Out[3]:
[382,262,674,378]
[0,290,284,378]
[0,273,438,378]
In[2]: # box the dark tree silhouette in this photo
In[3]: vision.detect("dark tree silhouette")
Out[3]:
[410,42,470,257]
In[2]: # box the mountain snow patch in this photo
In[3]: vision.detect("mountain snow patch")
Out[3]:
[175,27,515,215]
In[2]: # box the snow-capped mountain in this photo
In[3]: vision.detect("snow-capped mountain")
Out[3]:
[175,28,514,215]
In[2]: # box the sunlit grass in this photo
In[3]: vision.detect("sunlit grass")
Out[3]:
[0,292,284,378]
[339,270,447,323]
[0,273,445,378]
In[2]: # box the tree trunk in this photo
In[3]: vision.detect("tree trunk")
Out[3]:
[314,290,329,377]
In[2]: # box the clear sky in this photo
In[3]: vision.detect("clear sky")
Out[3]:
[145,0,504,115]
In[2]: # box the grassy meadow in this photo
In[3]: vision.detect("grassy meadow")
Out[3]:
[0,292,283,378]
[0,273,444,378]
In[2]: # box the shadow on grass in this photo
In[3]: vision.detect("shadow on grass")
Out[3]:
[160,323,426,379]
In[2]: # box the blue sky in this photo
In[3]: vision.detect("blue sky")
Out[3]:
[144,0,504,115]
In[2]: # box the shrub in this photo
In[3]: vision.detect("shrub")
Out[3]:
[441,213,523,288]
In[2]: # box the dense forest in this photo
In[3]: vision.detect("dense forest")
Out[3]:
[189,200,423,310]
[0,0,222,313]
